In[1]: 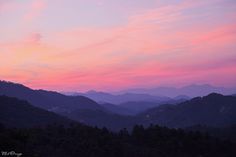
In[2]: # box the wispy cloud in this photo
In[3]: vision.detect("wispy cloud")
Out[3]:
[23,0,46,23]
[0,0,236,91]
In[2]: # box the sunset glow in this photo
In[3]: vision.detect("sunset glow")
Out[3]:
[1,0,236,91]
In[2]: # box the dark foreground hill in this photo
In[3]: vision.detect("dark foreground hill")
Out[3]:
[137,93,236,128]
[62,109,137,131]
[0,96,74,127]
[0,124,235,157]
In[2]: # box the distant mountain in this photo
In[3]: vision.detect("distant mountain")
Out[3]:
[137,93,236,128]
[100,103,136,115]
[119,84,236,97]
[97,95,187,116]
[173,95,190,100]
[62,109,136,131]
[119,101,164,114]
[112,94,188,115]
[66,93,236,130]
[0,96,73,127]
[2,80,236,131]
[0,80,104,113]
[117,98,188,115]
[73,90,171,104]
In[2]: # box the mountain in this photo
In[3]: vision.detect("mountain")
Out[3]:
[75,91,176,115]
[118,98,188,115]
[69,89,191,116]
[100,103,136,115]
[62,109,136,131]
[0,80,104,113]
[137,93,236,128]
[119,84,236,97]
[119,101,164,114]
[2,80,236,131]
[0,95,74,127]
[0,96,235,157]
[73,90,171,104]
[65,93,236,130]
[101,101,172,116]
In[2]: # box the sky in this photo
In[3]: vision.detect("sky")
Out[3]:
[0,0,236,92]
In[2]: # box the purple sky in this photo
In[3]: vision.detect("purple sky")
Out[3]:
[0,0,236,91]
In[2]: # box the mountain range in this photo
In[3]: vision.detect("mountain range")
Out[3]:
[0,80,103,113]
[69,90,172,104]
[118,84,236,97]
[137,93,236,128]
[1,80,236,131]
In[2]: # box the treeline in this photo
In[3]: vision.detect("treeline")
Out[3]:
[0,123,235,157]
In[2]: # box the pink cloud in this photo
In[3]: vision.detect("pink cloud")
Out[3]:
[0,1,20,13]
[23,0,46,23]
[24,32,42,44]
[1,0,236,91]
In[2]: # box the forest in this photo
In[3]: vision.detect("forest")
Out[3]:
[0,123,235,157]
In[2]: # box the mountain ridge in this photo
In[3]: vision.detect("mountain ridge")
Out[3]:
[0,95,74,127]
[0,80,104,113]
[137,93,236,128]
[118,84,236,97]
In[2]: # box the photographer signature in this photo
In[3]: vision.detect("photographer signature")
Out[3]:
[1,151,22,157]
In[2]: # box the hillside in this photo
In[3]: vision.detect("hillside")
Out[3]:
[137,93,236,128]
[0,81,104,113]
[0,96,74,127]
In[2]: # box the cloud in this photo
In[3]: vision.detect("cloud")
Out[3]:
[23,0,46,23]
[24,32,42,44]
[1,0,236,91]
[0,0,20,13]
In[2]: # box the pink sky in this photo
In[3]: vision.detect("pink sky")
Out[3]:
[0,0,236,92]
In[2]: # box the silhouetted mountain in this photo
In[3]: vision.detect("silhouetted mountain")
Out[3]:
[2,80,236,132]
[73,90,171,104]
[173,95,190,100]
[120,84,236,97]
[62,109,136,131]
[70,90,188,115]
[118,98,189,115]
[63,93,236,131]
[0,95,235,156]
[100,103,136,115]
[71,91,174,115]
[0,96,73,127]
[119,101,163,114]
[100,101,166,116]
[0,81,104,113]
[137,93,236,128]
